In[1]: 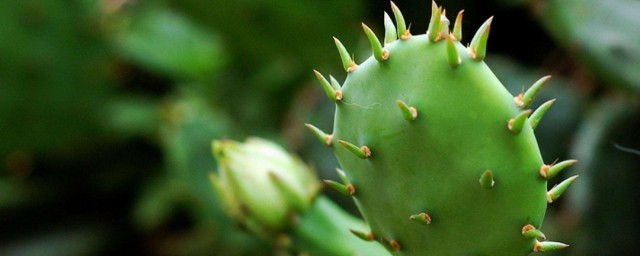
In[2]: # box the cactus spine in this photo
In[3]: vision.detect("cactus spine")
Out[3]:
[308,1,577,255]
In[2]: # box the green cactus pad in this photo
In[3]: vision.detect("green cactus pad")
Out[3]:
[309,2,576,255]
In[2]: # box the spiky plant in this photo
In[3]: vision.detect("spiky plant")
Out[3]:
[306,1,578,255]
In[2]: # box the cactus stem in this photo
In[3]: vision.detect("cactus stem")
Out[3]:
[529,99,556,129]
[522,224,547,240]
[469,16,493,61]
[333,37,357,73]
[324,180,355,196]
[479,170,495,188]
[304,123,333,146]
[338,140,371,159]
[539,159,578,180]
[362,23,389,62]
[453,10,464,41]
[446,35,461,68]
[383,12,397,45]
[350,229,376,241]
[427,1,443,42]
[390,1,410,40]
[514,75,552,108]
[533,240,569,252]
[409,212,432,225]
[396,100,418,121]
[547,175,579,203]
[507,109,532,134]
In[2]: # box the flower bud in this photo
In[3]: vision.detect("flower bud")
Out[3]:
[210,138,320,234]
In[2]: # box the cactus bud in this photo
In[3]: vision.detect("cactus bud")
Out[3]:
[211,138,320,234]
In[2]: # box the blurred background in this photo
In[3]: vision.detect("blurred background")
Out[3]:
[1,0,638,255]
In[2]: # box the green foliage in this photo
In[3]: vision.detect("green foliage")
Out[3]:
[536,0,640,92]
[109,6,226,80]
[0,0,111,156]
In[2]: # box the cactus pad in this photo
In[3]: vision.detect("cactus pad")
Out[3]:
[308,2,576,255]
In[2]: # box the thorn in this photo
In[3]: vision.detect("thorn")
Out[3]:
[346,184,355,195]
[390,1,410,40]
[269,172,307,211]
[335,168,350,184]
[469,16,493,61]
[333,37,357,73]
[539,159,578,180]
[514,75,552,108]
[508,109,532,134]
[349,229,375,241]
[313,70,341,102]
[522,224,547,240]
[427,1,443,42]
[396,100,418,121]
[446,35,461,68]
[479,170,495,188]
[547,175,579,203]
[390,240,401,251]
[453,10,464,41]
[338,140,371,159]
[304,123,333,146]
[362,23,388,62]
[533,240,569,252]
[383,12,397,45]
[529,99,556,129]
[380,238,400,252]
[327,75,344,101]
[324,180,355,196]
[409,212,432,225]
[435,8,450,41]
[328,75,342,91]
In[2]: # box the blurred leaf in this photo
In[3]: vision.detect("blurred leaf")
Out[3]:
[170,0,363,71]
[536,0,640,92]
[110,6,226,81]
[567,94,640,255]
[169,0,364,134]
[103,96,161,139]
[0,0,112,156]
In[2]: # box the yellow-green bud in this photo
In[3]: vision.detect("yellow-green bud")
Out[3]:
[210,138,320,234]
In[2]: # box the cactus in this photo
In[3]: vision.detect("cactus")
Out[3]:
[307,2,577,255]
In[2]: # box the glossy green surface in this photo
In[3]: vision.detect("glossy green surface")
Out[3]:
[333,35,547,255]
